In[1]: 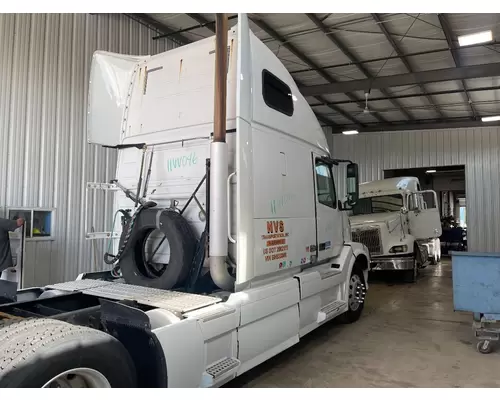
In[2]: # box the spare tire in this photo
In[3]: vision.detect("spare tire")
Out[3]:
[119,208,197,289]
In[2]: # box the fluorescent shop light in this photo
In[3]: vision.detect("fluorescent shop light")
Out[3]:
[482,115,500,122]
[458,30,492,47]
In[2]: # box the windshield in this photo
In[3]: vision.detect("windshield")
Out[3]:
[352,194,404,216]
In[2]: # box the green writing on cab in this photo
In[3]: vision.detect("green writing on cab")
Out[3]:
[167,152,198,171]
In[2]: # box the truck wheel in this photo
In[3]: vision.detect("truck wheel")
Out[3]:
[338,264,366,324]
[430,252,438,265]
[404,266,418,283]
[430,243,439,265]
[0,319,136,388]
[404,247,421,283]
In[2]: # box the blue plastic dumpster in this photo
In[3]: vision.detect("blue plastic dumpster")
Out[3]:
[452,251,500,353]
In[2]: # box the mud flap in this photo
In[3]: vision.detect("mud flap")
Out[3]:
[100,299,168,388]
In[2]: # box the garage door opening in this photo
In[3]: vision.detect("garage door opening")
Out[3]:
[384,166,467,255]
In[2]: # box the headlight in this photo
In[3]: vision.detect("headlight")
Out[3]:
[389,245,408,253]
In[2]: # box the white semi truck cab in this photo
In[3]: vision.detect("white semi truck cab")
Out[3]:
[0,15,370,388]
[349,177,442,282]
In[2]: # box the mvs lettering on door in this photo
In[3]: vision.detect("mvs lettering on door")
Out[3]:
[262,220,289,263]
[267,220,284,234]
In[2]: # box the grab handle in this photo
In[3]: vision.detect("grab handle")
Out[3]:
[227,172,237,244]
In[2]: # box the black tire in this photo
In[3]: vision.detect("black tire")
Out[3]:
[338,264,366,324]
[404,246,420,283]
[0,319,136,388]
[119,208,197,289]
[404,264,417,283]
[0,318,63,354]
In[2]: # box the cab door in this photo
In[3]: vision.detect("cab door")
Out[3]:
[312,155,343,262]
[408,190,442,239]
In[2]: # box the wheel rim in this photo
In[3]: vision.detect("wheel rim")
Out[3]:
[43,368,111,388]
[348,274,365,311]
[140,229,170,278]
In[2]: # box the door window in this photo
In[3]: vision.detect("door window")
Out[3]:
[408,193,418,211]
[315,160,336,209]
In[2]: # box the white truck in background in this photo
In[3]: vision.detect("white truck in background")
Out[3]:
[349,177,442,283]
[0,14,370,388]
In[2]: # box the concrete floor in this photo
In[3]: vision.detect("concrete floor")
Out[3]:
[227,259,500,388]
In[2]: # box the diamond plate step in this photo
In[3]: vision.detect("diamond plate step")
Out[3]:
[206,357,241,379]
[83,282,221,314]
[317,300,347,323]
[45,279,113,292]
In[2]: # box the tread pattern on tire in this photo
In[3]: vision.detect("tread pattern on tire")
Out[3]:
[0,318,63,354]
[0,318,131,387]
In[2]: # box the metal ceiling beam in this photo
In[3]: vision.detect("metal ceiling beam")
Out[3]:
[371,13,445,119]
[250,17,386,126]
[291,41,500,75]
[309,85,500,107]
[152,15,239,40]
[315,114,338,126]
[126,14,192,45]
[306,13,414,121]
[300,62,500,97]
[437,13,477,119]
[186,13,216,32]
[330,118,500,134]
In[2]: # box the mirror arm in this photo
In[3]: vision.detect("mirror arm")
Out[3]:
[321,156,354,166]
[339,201,353,211]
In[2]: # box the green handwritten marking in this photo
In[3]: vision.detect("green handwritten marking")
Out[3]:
[167,152,198,172]
[270,194,294,215]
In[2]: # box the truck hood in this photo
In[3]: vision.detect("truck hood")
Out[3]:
[350,212,400,227]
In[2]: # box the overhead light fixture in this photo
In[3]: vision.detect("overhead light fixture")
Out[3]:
[481,115,500,122]
[342,130,359,135]
[458,30,493,47]
[426,169,437,174]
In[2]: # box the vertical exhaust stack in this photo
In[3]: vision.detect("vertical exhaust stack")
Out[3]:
[210,13,236,291]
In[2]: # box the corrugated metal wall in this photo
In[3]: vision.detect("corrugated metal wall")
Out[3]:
[326,126,500,253]
[0,13,177,287]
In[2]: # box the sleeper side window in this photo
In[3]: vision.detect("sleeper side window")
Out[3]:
[262,69,294,116]
[315,160,336,209]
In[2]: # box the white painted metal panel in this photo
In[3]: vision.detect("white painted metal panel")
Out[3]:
[326,126,500,252]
